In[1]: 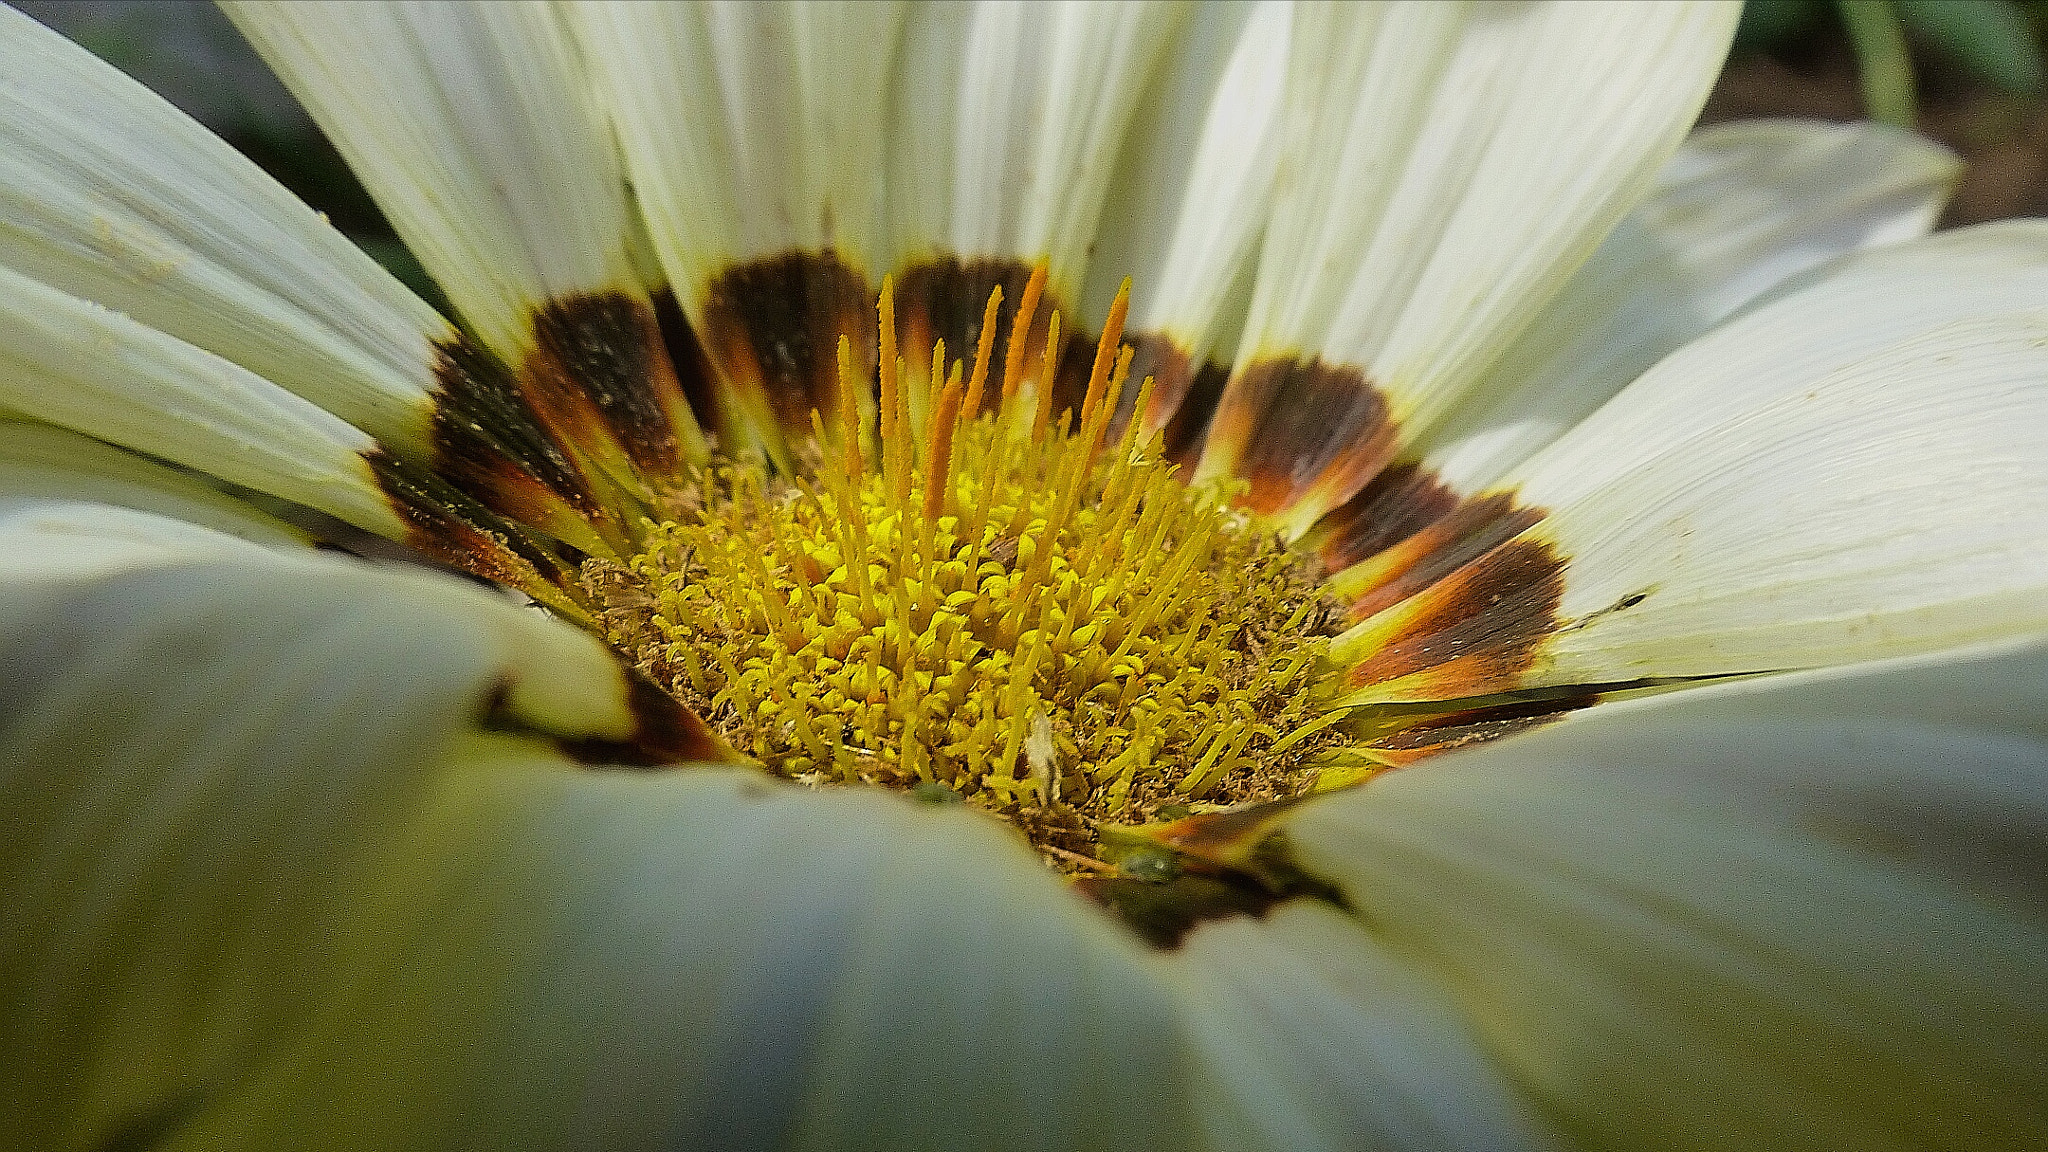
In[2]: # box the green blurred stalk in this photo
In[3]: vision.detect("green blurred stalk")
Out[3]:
[1838,0,1920,126]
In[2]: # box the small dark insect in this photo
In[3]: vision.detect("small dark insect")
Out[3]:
[987,534,1021,570]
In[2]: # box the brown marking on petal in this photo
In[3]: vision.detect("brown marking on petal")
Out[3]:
[526,291,700,477]
[1210,356,1398,518]
[1076,874,1303,950]
[480,668,738,768]
[1340,536,1566,704]
[555,667,742,767]
[1081,808,1349,950]
[698,251,875,452]
[1115,330,1231,465]
[1312,462,1463,574]
[1160,357,1233,471]
[363,447,593,620]
[430,334,608,530]
[1360,693,1596,766]
[894,257,1086,420]
[1339,492,1546,623]
[649,284,723,437]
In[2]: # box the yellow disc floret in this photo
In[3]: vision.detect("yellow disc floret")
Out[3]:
[589,269,1347,865]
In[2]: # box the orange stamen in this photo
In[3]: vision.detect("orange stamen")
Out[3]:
[925,359,965,523]
[1079,278,1131,433]
[1001,261,1049,403]
[879,276,900,488]
[835,335,863,477]
[960,285,1004,419]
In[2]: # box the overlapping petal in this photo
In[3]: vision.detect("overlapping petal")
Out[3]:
[1416,117,1960,493]
[1279,637,2048,1150]
[0,517,1188,1151]
[222,1,647,366]
[7,511,2043,1151]
[0,419,304,548]
[227,0,708,497]
[1509,224,2048,688]
[2,2,2046,1149]
[0,260,407,538]
[0,4,445,456]
[1324,223,2048,710]
[570,0,909,463]
[1199,1,1740,535]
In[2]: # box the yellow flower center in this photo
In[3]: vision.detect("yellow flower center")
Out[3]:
[590,270,1359,868]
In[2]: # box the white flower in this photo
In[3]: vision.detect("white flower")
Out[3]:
[2,2,2044,1149]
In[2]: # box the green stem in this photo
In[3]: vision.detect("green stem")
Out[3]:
[1837,0,1920,127]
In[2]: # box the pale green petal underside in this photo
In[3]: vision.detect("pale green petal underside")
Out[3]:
[1167,904,1556,1152]
[0,419,305,549]
[0,537,1190,1151]
[1284,642,2048,1151]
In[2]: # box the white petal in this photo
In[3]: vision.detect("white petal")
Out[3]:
[1283,645,2048,1151]
[568,0,907,462]
[1167,903,1555,1152]
[0,263,406,539]
[1079,0,1289,432]
[224,0,650,364]
[1503,231,2048,688]
[1548,628,2048,741]
[1420,118,1959,493]
[0,546,1190,1149]
[888,0,1185,302]
[575,0,907,284]
[1514,221,2048,498]
[0,419,305,549]
[1200,1,1739,535]
[0,5,446,455]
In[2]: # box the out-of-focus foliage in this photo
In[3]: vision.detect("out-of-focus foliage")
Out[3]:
[1740,0,2048,126]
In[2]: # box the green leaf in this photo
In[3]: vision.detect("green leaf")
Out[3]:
[1735,0,1827,51]
[1899,0,2047,94]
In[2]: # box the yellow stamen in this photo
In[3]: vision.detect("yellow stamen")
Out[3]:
[1033,310,1062,443]
[593,284,1346,865]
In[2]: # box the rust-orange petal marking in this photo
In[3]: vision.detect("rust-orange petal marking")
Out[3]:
[363,448,593,621]
[1336,491,1546,624]
[1311,461,1464,575]
[1337,536,1567,705]
[698,251,877,460]
[894,256,1082,420]
[526,292,702,478]
[1209,356,1399,520]
[429,334,609,533]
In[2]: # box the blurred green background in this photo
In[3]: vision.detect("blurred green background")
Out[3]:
[19,0,2048,294]
[1713,0,2048,223]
